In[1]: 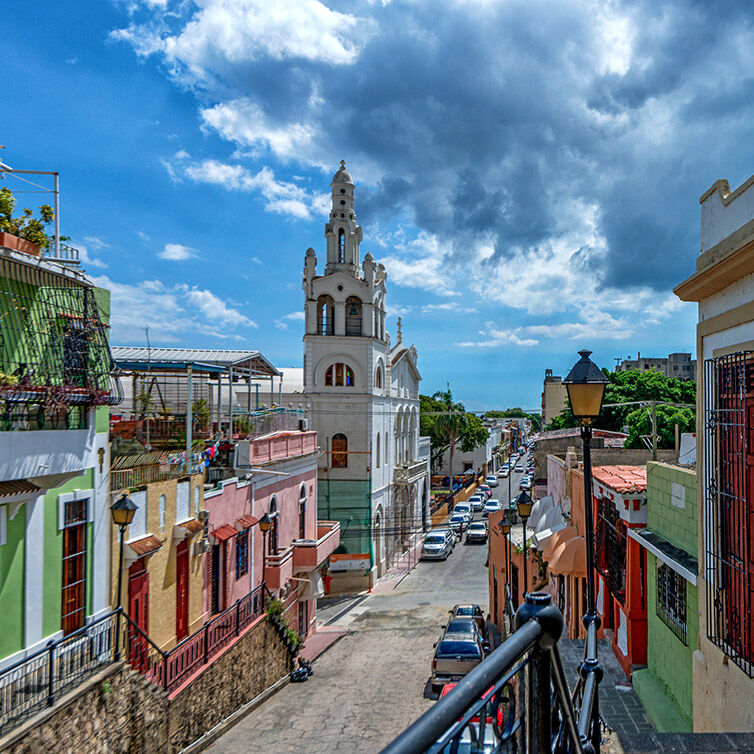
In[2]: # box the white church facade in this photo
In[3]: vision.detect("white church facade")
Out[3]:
[302,162,430,591]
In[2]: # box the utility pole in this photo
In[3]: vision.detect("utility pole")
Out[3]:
[650,401,658,461]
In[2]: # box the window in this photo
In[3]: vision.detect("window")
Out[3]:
[657,562,687,644]
[703,352,754,675]
[332,433,348,468]
[338,228,345,262]
[345,297,362,336]
[376,433,380,468]
[317,295,334,336]
[299,484,307,540]
[375,365,383,389]
[325,363,354,387]
[159,494,166,532]
[61,499,88,636]
[269,497,278,555]
[235,531,249,578]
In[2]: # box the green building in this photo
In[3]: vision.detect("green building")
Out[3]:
[0,244,118,671]
[630,461,698,732]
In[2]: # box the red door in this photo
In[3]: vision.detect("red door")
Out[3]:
[128,558,150,669]
[176,540,189,642]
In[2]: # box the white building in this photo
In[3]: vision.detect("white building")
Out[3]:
[302,162,429,590]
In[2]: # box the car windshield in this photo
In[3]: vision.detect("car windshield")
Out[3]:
[455,607,476,616]
[450,515,465,523]
[425,535,445,544]
[438,641,481,657]
[469,524,485,531]
[447,619,476,632]
[455,506,469,513]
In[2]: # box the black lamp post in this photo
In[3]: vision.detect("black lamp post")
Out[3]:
[110,492,137,661]
[563,349,607,623]
[515,490,533,598]
[499,515,512,610]
[259,513,271,590]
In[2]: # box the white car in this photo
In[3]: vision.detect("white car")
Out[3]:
[448,514,469,535]
[485,475,498,488]
[482,500,502,517]
[515,464,524,472]
[453,503,472,521]
[520,478,532,490]
[467,494,485,512]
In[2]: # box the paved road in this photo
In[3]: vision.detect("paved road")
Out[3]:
[208,528,490,754]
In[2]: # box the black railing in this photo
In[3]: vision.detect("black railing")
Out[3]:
[381,593,602,754]
[0,610,118,735]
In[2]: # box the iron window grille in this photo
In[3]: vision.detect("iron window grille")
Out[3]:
[656,562,687,644]
[235,530,249,579]
[595,496,627,604]
[704,352,754,676]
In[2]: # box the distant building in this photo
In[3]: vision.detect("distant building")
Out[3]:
[614,352,696,381]
[541,369,569,426]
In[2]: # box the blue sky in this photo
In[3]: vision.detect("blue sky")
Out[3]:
[4,0,753,410]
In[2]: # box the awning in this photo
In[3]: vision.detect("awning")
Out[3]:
[548,536,587,576]
[211,524,238,543]
[0,480,40,498]
[533,521,567,549]
[127,534,163,558]
[543,526,578,562]
[236,514,258,530]
[173,519,203,541]
[628,528,698,585]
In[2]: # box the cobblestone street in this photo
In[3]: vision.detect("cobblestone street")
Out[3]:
[208,537,490,754]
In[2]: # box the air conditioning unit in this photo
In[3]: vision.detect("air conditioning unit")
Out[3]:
[198,509,210,522]
[299,418,308,431]
[193,539,211,556]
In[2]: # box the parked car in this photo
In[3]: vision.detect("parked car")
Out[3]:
[467,494,485,512]
[499,466,510,478]
[520,478,532,490]
[478,484,492,496]
[421,530,453,560]
[431,633,485,691]
[449,604,485,633]
[449,514,469,535]
[485,475,498,488]
[445,617,482,636]
[482,500,502,517]
[466,521,488,544]
[453,503,472,520]
[514,463,524,472]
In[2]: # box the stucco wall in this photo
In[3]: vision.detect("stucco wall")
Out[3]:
[646,462,697,555]
[0,504,25,659]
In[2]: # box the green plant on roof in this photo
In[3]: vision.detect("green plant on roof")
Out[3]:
[0,188,69,249]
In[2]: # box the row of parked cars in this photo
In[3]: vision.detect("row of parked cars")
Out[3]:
[431,604,487,693]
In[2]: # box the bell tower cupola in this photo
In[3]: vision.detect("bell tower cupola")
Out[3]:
[325,160,363,274]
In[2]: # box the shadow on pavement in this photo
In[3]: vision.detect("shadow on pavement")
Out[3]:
[423,677,440,701]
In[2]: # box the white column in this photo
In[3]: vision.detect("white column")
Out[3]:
[24,494,45,648]
[91,432,110,618]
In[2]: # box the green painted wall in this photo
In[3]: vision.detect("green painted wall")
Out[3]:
[42,468,95,638]
[0,507,25,658]
[646,462,697,554]
[317,479,372,558]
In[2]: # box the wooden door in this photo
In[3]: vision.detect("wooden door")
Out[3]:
[61,499,87,636]
[211,544,221,614]
[176,540,189,642]
[128,559,150,669]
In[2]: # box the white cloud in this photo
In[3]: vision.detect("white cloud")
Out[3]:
[165,152,328,220]
[186,288,257,328]
[159,242,197,260]
[83,236,108,249]
[274,310,305,330]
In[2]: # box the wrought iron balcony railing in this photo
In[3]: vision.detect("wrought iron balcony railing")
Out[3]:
[381,593,603,754]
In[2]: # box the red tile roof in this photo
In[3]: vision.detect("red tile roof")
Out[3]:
[235,514,258,530]
[592,465,647,494]
[177,519,204,535]
[212,524,238,542]
[127,535,163,557]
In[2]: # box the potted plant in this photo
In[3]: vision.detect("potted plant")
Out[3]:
[0,188,64,257]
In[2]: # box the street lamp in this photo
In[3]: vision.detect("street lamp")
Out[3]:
[111,493,137,661]
[515,490,533,599]
[258,513,271,590]
[564,348,607,753]
[563,348,607,623]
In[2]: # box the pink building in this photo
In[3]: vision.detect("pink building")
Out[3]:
[204,429,340,640]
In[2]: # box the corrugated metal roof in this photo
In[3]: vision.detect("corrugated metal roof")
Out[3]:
[212,524,238,542]
[127,534,163,557]
[236,514,258,530]
[0,480,40,498]
[111,347,280,377]
[177,519,204,535]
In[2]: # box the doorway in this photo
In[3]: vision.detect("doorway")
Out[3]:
[298,599,308,638]
[128,558,150,669]
[211,544,222,614]
[176,540,189,641]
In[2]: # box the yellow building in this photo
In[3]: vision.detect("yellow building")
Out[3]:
[675,174,754,731]
[541,369,568,427]
[110,473,206,651]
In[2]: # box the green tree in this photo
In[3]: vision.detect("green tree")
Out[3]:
[0,187,63,248]
[484,407,541,431]
[545,369,695,449]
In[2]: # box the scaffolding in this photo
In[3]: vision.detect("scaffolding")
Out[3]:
[0,255,120,429]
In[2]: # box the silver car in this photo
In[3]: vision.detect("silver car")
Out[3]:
[448,514,469,535]
[466,521,488,544]
[421,531,452,560]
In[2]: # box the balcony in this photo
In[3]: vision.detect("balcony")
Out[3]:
[394,459,427,485]
[246,430,318,466]
[264,546,294,590]
[292,520,341,573]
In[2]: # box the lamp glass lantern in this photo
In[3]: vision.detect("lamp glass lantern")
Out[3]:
[259,512,271,533]
[563,349,608,424]
[499,516,511,536]
[111,493,137,528]
[515,490,533,519]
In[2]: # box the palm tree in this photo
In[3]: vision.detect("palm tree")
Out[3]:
[432,385,467,498]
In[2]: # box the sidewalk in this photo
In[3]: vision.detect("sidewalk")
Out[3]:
[299,625,348,663]
[370,538,424,595]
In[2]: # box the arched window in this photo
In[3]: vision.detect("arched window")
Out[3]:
[269,496,278,555]
[317,295,334,336]
[374,307,379,338]
[375,365,383,389]
[332,433,348,468]
[338,228,345,263]
[299,484,307,540]
[159,494,166,532]
[325,363,355,387]
[345,296,362,336]
[376,433,381,468]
